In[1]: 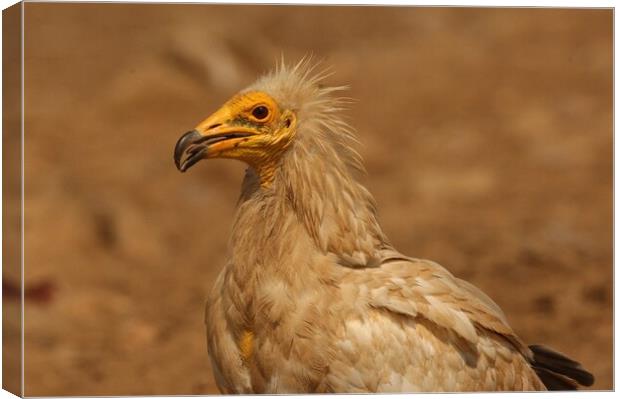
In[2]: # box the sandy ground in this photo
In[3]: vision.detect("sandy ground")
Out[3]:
[2,4,612,395]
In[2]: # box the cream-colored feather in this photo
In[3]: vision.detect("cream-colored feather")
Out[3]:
[193,60,594,393]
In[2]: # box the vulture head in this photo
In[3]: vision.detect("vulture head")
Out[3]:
[174,59,361,188]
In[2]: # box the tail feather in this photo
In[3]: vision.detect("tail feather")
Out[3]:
[529,344,595,390]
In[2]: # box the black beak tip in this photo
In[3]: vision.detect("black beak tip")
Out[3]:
[174,130,202,172]
[174,154,188,172]
[174,155,182,171]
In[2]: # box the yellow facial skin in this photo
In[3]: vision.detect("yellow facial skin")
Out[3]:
[174,91,297,186]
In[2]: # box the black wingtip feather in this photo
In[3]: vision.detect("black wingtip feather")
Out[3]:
[529,344,595,390]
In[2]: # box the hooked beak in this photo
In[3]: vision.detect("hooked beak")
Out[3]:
[173,129,255,172]
[173,130,203,172]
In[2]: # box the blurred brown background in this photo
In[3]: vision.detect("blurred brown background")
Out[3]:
[4,3,612,395]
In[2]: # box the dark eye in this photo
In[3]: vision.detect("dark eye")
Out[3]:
[252,105,269,120]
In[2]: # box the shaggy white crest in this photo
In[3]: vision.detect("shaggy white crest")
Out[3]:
[246,57,365,175]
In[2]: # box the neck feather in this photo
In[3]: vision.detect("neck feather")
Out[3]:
[238,119,391,268]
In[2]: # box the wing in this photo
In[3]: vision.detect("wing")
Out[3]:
[366,256,527,350]
[330,256,545,392]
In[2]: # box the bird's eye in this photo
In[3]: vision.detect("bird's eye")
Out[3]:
[251,105,269,120]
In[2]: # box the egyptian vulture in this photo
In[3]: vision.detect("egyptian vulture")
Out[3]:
[173,60,594,393]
